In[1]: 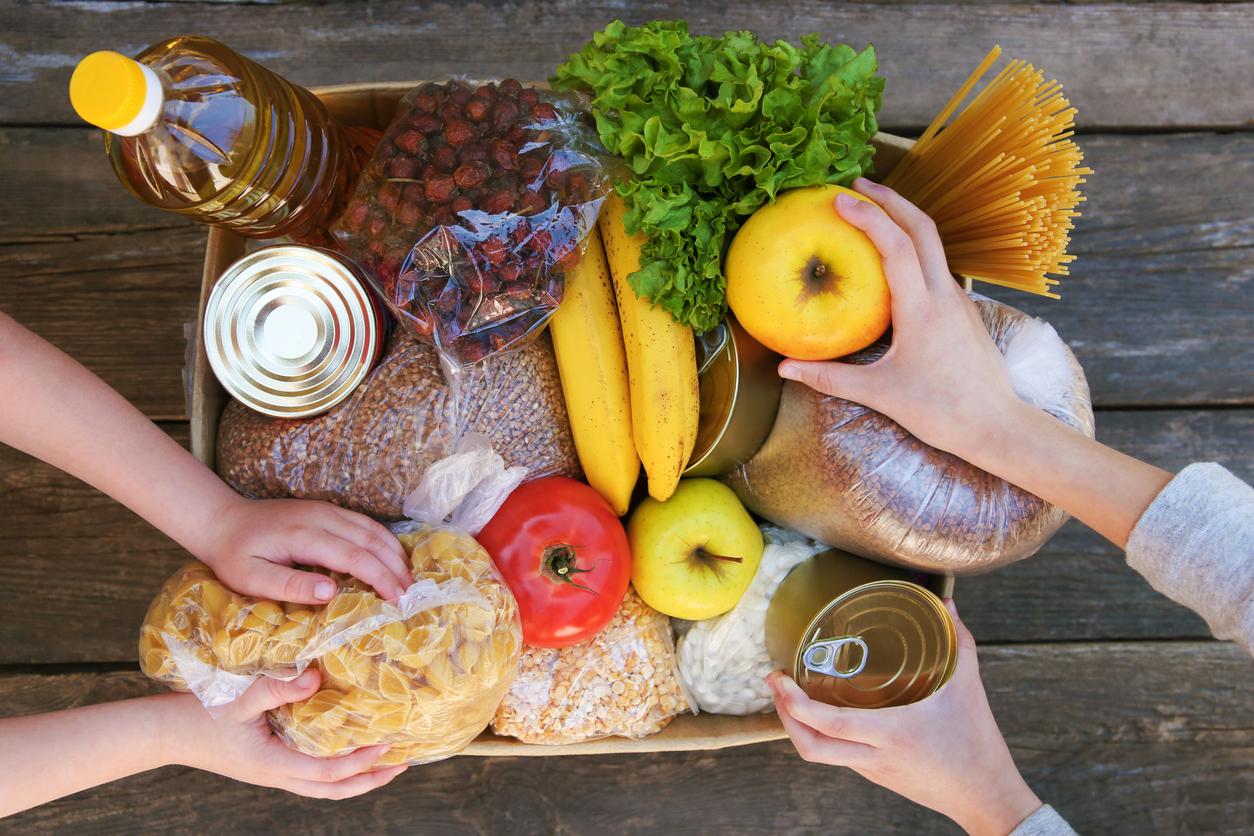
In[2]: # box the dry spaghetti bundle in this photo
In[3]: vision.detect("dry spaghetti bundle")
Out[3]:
[883,46,1091,298]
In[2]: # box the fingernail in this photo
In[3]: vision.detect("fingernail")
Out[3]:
[835,193,860,211]
[297,670,318,687]
[778,361,799,381]
[315,580,336,601]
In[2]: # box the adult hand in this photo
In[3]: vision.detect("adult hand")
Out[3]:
[203,497,412,605]
[777,178,1021,460]
[768,601,1042,836]
[162,670,407,799]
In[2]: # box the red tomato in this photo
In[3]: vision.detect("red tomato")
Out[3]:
[478,476,631,648]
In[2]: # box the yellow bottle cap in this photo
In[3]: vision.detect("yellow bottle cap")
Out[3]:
[69,51,152,132]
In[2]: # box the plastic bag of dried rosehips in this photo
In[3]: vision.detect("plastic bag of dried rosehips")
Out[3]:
[330,78,614,367]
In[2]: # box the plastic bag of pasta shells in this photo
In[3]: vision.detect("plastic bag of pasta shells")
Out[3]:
[139,436,525,766]
[725,295,1094,574]
[216,329,580,520]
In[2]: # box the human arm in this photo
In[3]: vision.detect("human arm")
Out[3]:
[0,670,404,818]
[0,311,411,603]
[779,181,1254,652]
[777,179,1171,550]
[768,601,1068,836]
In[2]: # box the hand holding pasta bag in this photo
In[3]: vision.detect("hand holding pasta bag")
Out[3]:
[139,435,526,766]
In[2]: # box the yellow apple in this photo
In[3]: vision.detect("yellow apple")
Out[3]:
[627,479,763,620]
[725,184,891,360]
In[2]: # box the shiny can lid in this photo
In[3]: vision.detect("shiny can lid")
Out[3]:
[204,245,383,418]
[794,580,956,709]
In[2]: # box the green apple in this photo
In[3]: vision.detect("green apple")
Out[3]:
[628,478,764,620]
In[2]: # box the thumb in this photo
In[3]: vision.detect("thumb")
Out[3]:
[241,560,339,606]
[235,669,321,718]
[778,359,872,402]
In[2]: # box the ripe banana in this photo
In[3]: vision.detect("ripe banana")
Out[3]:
[549,226,641,515]
[597,193,699,502]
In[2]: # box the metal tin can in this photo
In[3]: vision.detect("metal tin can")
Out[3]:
[684,316,784,477]
[766,549,957,708]
[204,244,385,418]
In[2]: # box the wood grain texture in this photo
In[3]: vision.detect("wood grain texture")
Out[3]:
[3,2,1253,129]
[1,130,1250,419]
[0,410,1245,662]
[2,641,1251,834]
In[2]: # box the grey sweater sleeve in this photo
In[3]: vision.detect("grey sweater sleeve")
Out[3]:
[1125,463,1254,654]
[1010,805,1078,836]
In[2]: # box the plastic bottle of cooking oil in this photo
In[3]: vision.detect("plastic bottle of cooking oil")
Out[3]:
[69,36,355,241]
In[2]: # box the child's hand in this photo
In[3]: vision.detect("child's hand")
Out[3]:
[778,178,1022,462]
[203,497,413,604]
[161,669,406,799]
[768,601,1042,836]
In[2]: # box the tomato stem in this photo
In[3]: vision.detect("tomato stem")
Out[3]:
[543,544,597,593]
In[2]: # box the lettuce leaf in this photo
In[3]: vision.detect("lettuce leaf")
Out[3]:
[553,20,884,332]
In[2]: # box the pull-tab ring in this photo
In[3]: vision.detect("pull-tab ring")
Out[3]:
[802,636,869,679]
[696,324,731,376]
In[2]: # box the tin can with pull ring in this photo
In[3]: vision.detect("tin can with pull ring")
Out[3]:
[765,548,956,709]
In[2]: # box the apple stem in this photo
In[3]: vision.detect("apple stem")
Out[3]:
[695,547,743,564]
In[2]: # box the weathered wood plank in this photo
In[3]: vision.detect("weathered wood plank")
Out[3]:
[1,641,1251,834]
[0,424,192,665]
[0,410,1246,663]
[956,407,1253,641]
[2,2,1252,129]
[1,130,1250,416]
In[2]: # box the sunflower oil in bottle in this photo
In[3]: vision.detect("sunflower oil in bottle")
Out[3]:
[69,37,355,241]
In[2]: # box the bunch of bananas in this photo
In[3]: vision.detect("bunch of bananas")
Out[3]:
[549,193,699,510]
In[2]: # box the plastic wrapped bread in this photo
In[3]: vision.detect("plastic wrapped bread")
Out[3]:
[725,296,1094,573]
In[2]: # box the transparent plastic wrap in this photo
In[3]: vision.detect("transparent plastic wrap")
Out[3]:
[725,296,1095,574]
[677,527,825,715]
[139,439,525,766]
[329,78,613,366]
[216,329,580,520]
[491,588,691,744]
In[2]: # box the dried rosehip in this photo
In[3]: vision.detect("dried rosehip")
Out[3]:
[431,206,455,226]
[367,216,387,239]
[454,161,490,189]
[451,195,473,214]
[402,183,425,204]
[474,83,497,101]
[518,191,547,215]
[424,174,457,202]
[444,119,476,146]
[529,229,553,253]
[531,102,559,122]
[458,143,490,166]
[448,84,471,106]
[484,190,514,214]
[465,98,490,122]
[413,114,443,134]
[546,168,570,189]
[395,130,426,155]
[519,89,539,108]
[499,78,523,96]
[433,145,458,172]
[499,263,522,282]
[491,99,520,132]
[481,237,508,265]
[343,200,369,231]
[377,183,401,211]
[568,172,588,197]
[412,94,437,114]
[398,202,422,228]
[519,154,544,180]
[388,156,417,179]
[489,138,518,171]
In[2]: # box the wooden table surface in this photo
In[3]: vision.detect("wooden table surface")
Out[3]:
[2,2,1252,833]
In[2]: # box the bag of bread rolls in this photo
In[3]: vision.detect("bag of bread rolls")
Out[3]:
[725,296,1094,574]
